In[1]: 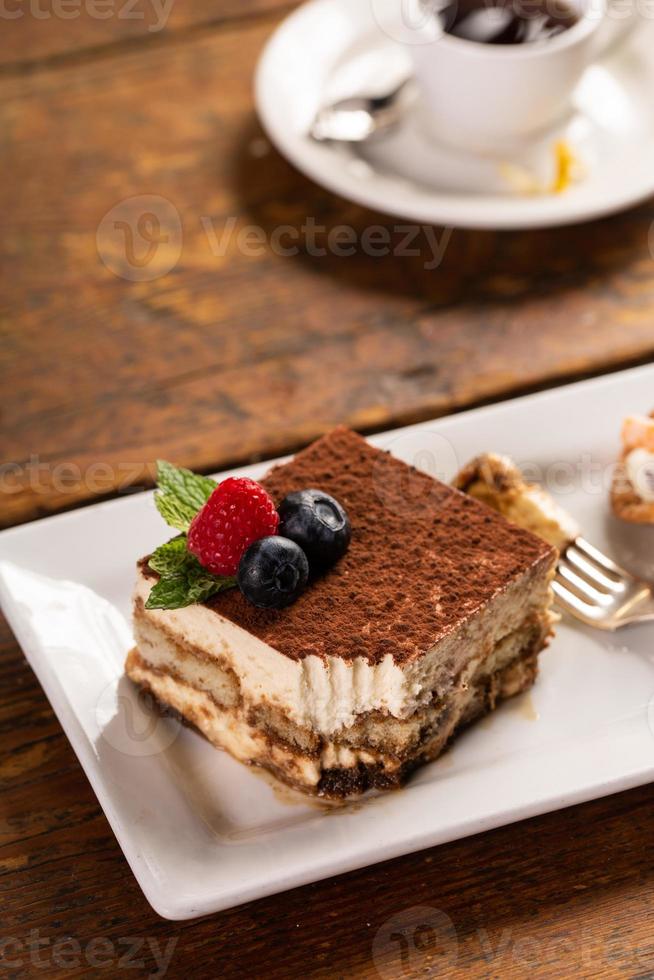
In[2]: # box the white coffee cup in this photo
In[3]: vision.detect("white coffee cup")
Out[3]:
[407,0,606,153]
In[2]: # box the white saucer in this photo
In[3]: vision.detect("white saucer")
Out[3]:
[255,1,654,229]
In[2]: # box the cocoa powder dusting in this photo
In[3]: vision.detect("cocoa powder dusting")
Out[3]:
[202,427,555,665]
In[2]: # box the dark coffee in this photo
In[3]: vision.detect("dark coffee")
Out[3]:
[432,0,579,44]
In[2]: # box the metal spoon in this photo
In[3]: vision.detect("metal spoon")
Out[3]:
[310,76,416,143]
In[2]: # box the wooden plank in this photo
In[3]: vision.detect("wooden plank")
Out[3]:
[3,17,654,528]
[2,612,654,978]
[0,0,294,69]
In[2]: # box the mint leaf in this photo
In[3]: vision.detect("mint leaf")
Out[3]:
[147,460,236,608]
[154,492,197,532]
[186,569,236,605]
[145,574,195,609]
[156,460,217,512]
[145,567,236,610]
[148,535,190,576]
[153,461,217,532]
[145,534,237,610]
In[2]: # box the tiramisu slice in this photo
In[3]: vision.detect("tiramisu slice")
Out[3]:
[128,428,557,797]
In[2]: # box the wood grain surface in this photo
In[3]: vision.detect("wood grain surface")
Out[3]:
[2,4,654,977]
[0,0,293,69]
[2,7,654,528]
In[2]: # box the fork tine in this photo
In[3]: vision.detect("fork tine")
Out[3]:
[573,537,632,579]
[556,564,612,605]
[563,547,626,594]
[551,579,605,621]
[554,538,652,630]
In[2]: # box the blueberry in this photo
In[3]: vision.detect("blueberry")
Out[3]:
[237,536,309,609]
[278,489,351,572]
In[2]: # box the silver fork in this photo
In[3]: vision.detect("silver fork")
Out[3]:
[552,537,654,631]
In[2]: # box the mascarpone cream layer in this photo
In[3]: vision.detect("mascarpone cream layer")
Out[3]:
[134,562,551,736]
[135,570,414,734]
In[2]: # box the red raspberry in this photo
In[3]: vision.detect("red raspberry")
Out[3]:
[187,478,279,576]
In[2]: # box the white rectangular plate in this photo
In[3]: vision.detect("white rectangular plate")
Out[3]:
[2,365,654,920]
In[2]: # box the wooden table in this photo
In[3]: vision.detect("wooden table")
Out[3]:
[2,4,654,977]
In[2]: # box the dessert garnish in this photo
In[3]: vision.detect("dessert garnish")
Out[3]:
[187,477,279,576]
[146,461,238,610]
[237,536,310,609]
[146,461,350,610]
[278,489,351,572]
[611,412,654,524]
